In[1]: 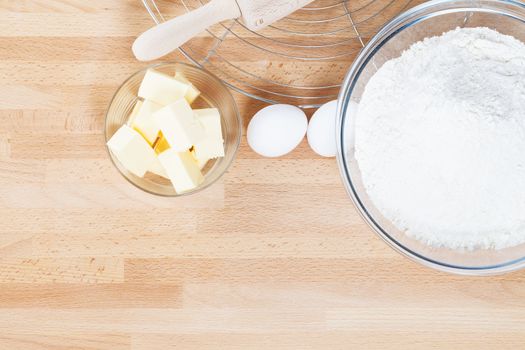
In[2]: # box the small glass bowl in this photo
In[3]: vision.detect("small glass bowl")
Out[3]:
[337,0,525,275]
[105,62,242,196]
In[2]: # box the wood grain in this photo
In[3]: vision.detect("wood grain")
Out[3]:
[1,1,525,349]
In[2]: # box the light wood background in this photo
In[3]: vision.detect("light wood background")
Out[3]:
[1,1,525,349]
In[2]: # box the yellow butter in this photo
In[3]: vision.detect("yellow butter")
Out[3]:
[148,157,169,179]
[147,135,169,178]
[174,72,201,105]
[158,149,204,193]
[190,147,210,169]
[153,135,170,155]
[131,99,162,145]
[127,100,143,126]
[193,108,225,160]
[138,69,189,106]
[153,99,205,152]
[107,125,157,178]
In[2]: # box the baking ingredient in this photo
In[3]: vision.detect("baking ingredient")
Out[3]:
[153,135,170,155]
[130,99,163,145]
[138,69,189,105]
[108,68,225,193]
[354,27,525,250]
[174,72,201,104]
[127,100,143,126]
[190,148,210,169]
[148,157,169,178]
[153,99,206,152]
[193,108,224,160]
[307,100,338,157]
[158,149,205,193]
[107,125,158,178]
[247,104,307,157]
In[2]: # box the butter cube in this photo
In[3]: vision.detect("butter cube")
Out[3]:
[158,149,204,193]
[194,108,223,139]
[193,108,225,160]
[148,157,169,179]
[126,100,143,126]
[148,135,170,178]
[107,125,157,177]
[153,99,205,152]
[153,135,170,155]
[138,69,189,106]
[190,148,210,169]
[131,99,162,145]
[174,72,201,105]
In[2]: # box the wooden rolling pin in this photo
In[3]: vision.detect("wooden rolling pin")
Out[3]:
[133,0,315,61]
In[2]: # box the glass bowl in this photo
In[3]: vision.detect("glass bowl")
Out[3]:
[105,62,242,196]
[336,0,525,275]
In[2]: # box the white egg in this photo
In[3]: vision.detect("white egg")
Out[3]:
[307,100,339,157]
[247,104,307,158]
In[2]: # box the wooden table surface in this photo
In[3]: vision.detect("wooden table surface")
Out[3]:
[1,1,525,349]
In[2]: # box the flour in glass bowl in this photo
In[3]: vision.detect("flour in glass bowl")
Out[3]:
[354,27,525,250]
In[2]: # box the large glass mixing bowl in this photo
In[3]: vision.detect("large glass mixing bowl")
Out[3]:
[337,0,525,275]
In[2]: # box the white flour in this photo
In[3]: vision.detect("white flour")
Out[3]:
[355,27,525,250]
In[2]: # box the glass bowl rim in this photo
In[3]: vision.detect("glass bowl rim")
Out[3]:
[104,61,242,197]
[335,0,525,275]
